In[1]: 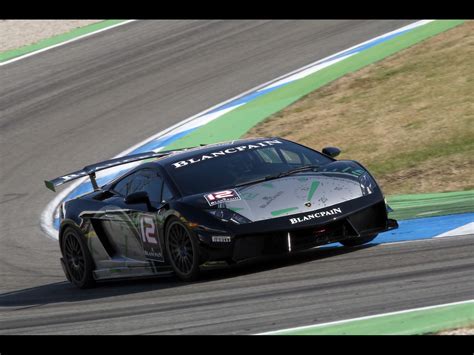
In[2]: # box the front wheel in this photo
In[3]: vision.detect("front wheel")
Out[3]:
[61,226,96,288]
[165,218,200,281]
[340,234,378,247]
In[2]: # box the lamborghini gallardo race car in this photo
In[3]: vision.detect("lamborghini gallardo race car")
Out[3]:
[45,137,398,288]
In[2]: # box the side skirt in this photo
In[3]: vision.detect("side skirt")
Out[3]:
[94,266,173,280]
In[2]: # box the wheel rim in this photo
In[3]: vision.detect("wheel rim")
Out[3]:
[64,232,86,282]
[168,223,194,274]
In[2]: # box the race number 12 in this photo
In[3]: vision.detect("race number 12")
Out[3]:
[140,216,158,244]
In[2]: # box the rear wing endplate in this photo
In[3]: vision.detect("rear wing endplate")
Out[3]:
[44,150,173,192]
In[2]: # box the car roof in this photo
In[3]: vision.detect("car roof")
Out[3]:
[152,136,286,167]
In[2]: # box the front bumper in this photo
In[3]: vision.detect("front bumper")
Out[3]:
[197,199,398,263]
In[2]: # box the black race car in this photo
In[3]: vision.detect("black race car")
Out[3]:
[45,137,398,288]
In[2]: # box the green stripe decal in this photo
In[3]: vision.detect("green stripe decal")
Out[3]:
[163,20,464,151]
[269,301,474,335]
[307,181,320,201]
[271,207,299,216]
[0,20,128,63]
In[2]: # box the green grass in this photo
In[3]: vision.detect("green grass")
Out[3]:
[246,21,473,195]
[370,134,474,176]
[387,190,474,220]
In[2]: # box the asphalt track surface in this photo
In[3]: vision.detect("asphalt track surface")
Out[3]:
[1,20,472,334]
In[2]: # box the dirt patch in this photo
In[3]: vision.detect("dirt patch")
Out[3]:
[0,20,102,52]
[437,326,474,335]
[245,21,474,195]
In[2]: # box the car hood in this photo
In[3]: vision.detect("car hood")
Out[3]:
[182,162,369,222]
[226,172,363,222]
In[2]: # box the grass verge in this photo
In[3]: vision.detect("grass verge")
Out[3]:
[245,21,474,195]
[0,20,126,63]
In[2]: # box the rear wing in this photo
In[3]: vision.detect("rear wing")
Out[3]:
[44,150,174,192]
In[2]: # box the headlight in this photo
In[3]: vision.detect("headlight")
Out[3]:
[205,208,251,224]
[359,172,377,196]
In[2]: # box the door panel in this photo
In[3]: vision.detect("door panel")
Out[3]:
[96,169,168,264]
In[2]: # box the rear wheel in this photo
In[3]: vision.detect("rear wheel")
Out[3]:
[61,226,96,289]
[340,234,378,247]
[165,218,200,281]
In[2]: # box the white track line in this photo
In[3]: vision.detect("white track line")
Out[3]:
[40,20,430,240]
[434,222,474,238]
[0,20,136,67]
[117,20,432,157]
[257,299,474,335]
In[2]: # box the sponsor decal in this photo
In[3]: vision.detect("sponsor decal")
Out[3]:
[171,140,283,168]
[59,172,86,183]
[259,191,284,209]
[289,207,342,225]
[319,196,328,204]
[204,189,241,206]
[139,215,164,262]
[211,235,232,243]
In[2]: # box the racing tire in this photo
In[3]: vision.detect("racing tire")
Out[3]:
[61,226,96,289]
[165,217,200,281]
[340,234,378,247]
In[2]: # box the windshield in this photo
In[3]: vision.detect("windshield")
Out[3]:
[165,140,333,196]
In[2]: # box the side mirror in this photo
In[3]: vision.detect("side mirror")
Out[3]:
[124,191,154,211]
[322,146,341,158]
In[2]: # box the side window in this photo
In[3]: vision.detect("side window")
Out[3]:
[113,169,163,204]
[162,182,174,202]
[138,170,163,204]
[112,171,140,197]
